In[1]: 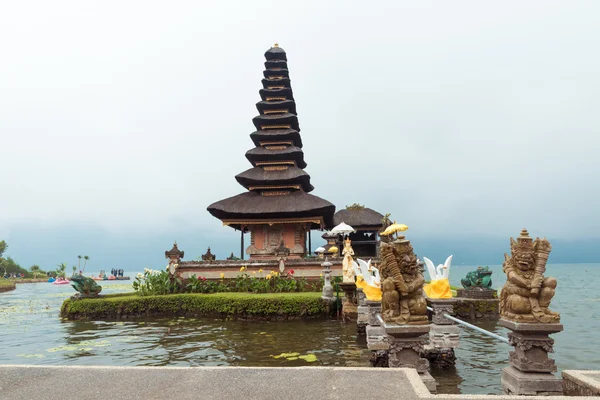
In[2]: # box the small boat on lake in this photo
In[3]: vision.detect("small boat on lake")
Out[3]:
[52,278,70,285]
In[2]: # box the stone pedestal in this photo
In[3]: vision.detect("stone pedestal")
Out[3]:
[321,260,334,301]
[455,289,499,321]
[457,288,497,299]
[425,298,459,369]
[365,301,387,365]
[500,319,563,396]
[339,282,357,322]
[382,321,436,393]
[356,288,368,336]
[366,301,382,326]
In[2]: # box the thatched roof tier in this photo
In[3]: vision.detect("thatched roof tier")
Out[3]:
[235,166,313,192]
[256,99,297,115]
[265,59,288,69]
[207,191,335,230]
[263,69,290,79]
[262,77,291,89]
[265,45,287,61]
[333,207,385,230]
[245,146,306,168]
[259,87,294,101]
[250,129,303,148]
[252,113,299,131]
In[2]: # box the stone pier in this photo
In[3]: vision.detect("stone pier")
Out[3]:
[424,298,459,369]
[356,288,367,336]
[365,301,387,367]
[382,320,436,393]
[339,281,357,322]
[500,319,563,396]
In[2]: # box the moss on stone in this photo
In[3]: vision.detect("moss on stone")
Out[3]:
[61,292,330,321]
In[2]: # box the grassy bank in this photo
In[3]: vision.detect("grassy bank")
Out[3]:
[61,292,333,321]
[13,278,49,284]
[0,280,16,292]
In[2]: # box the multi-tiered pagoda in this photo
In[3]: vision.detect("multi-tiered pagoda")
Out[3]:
[207,45,335,260]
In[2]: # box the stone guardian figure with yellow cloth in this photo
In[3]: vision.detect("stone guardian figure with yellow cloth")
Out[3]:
[379,239,428,325]
[423,256,453,299]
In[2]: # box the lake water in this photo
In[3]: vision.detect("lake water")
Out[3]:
[0,264,598,395]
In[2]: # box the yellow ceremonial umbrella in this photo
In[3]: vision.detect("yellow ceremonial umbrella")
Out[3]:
[380,221,409,239]
[327,246,339,254]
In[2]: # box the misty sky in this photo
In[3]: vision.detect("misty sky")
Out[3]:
[1,1,599,268]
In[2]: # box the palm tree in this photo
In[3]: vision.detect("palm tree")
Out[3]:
[72,265,77,276]
[30,265,41,279]
[83,256,90,273]
[56,263,67,278]
[77,255,82,271]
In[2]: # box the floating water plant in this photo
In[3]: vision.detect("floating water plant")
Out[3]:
[271,352,318,362]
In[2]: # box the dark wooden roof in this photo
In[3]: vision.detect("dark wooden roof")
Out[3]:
[207,191,335,229]
[245,146,306,169]
[262,77,291,89]
[250,128,303,148]
[333,208,385,230]
[264,45,287,61]
[235,166,313,192]
[252,113,300,132]
[264,59,287,69]
[208,45,334,228]
[256,99,297,115]
[259,87,294,101]
[263,69,290,79]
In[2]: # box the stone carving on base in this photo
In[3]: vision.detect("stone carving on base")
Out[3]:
[341,237,355,283]
[500,229,560,323]
[379,238,428,325]
[273,240,290,257]
[201,247,216,261]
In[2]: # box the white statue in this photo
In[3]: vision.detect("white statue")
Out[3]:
[423,255,452,281]
[341,237,355,282]
[423,255,453,299]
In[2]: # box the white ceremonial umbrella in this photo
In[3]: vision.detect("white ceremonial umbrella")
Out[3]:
[331,222,355,236]
[314,247,326,254]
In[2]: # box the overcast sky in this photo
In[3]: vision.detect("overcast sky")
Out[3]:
[1,1,599,265]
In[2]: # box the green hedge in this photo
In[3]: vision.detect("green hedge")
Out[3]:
[61,292,331,321]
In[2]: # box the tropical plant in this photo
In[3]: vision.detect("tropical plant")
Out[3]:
[55,263,67,278]
[72,265,77,276]
[82,256,89,273]
[30,265,41,279]
[133,269,183,296]
[77,255,82,272]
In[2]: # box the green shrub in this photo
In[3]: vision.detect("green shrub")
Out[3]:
[133,267,324,296]
[61,292,329,320]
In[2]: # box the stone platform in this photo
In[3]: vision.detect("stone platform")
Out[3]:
[0,365,597,400]
[563,370,600,396]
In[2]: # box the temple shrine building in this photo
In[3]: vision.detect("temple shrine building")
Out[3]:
[207,45,335,261]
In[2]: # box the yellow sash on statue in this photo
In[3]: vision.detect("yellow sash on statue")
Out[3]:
[355,276,383,302]
[424,278,452,299]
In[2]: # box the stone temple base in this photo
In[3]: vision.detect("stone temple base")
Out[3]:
[500,319,563,396]
[502,367,563,396]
